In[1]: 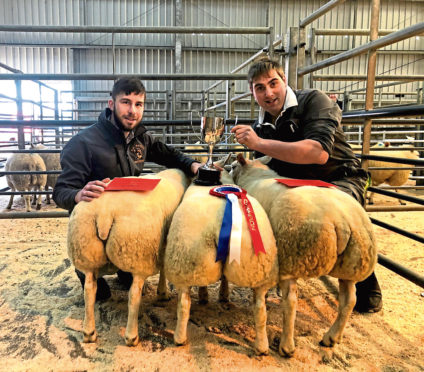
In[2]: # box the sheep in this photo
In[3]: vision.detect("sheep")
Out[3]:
[184,141,208,164]
[164,167,279,355]
[67,168,191,346]
[31,143,61,204]
[5,152,47,212]
[230,154,377,357]
[352,141,420,204]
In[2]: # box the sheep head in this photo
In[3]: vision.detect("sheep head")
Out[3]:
[230,154,273,184]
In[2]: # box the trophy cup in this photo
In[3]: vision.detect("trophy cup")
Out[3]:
[194,116,225,186]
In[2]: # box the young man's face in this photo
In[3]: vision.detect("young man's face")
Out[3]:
[108,92,145,131]
[250,69,287,117]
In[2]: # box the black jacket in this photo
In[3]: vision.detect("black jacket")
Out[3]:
[53,108,196,211]
[253,89,366,182]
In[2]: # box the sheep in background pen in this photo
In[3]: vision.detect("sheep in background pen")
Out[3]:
[31,143,61,204]
[5,152,47,212]
[67,168,191,346]
[230,154,377,357]
[352,139,420,204]
[164,165,278,355]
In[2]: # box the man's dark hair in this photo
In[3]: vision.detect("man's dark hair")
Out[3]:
[247,56,285,87]
[111,77,146,100]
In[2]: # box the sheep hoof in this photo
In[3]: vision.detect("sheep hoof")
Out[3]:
[278,340,295,358]
[320,335,336,348]
[125,335,139,347]
[255,345,269,356]
[83,330,97,343]
[278,345,295,358]
[36,205,41,210]
[174,335,187,346]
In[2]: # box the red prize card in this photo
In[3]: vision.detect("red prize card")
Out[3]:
[275,179,337,189]
[105,177,161,191]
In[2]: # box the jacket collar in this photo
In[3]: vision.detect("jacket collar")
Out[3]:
[257,86,298,129]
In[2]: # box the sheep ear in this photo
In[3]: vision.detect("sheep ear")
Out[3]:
[256,156,272,165]
[236,153,247,166]
[214,153,233,167]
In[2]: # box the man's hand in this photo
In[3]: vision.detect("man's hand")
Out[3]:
[75,178,111,203]
[231,125,261,150]
[191,162,203,175]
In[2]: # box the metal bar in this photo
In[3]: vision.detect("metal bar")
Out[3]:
[0,25,271,34]
[0,191,53,195]
[0,211,69,219]
[377,253,424,289]
[371,217,424,243]
[0,73,247,81]
[0,171,61,175]
[312,74,424,81]
[298,22,424,76]
[366,205,424,212]
[359,155,424,166]
[342,104,424,119]
[368,187,424,205]
[361,0,380,171]
[299,0,346,28]
[0,118,254,127]
[314,28,396,36]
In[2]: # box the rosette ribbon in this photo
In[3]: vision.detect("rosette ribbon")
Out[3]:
[209,185,266,264]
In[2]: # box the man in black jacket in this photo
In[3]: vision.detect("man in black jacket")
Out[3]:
[53,77,202,300]
[231,57,382,313]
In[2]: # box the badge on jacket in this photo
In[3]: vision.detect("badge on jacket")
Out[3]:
[130,143,145,163]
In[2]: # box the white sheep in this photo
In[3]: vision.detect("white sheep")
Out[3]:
[164,169,279,355]
[31,143,61,204]
[184,141,208,164]
[5,152,47,212]
[67,168,191,346]
[352,141,420,204]
[230,154,377,357]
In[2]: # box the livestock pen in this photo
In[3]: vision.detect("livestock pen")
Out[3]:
[0,0,423,370]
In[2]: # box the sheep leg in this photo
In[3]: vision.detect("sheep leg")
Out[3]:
[253,286,269,355]
[156,268,170,301]
[219,275,229,303]
[6,194,14,209]
[82,271,98,343]
[198,286,208,304]
[174,287,191,345]
[35,186,44,210]
[278,278,297,358]
[321,279,356,347]
[46,187,51,204]
[24,194,32,212]
[368,191,375,205]
[125,275,144,346]
[396,189,406,205]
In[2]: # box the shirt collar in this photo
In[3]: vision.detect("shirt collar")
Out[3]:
[257,86,298,129]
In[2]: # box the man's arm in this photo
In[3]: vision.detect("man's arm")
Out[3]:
[231,125,329,165]
[53,136,107,211]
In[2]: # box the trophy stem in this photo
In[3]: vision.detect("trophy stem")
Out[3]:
[206,143,214,168]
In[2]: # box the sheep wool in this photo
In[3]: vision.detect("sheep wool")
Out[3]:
[31,143,61,204]
[164,169,278,355]
[230,154,377,357]
[67,168,191,346]
[5,152,47,212]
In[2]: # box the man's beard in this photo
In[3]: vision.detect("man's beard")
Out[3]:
[112,111,140,132]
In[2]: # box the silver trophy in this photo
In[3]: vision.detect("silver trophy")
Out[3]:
[194,116,225,186]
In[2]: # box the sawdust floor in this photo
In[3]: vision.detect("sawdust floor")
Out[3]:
[0,188,423,372]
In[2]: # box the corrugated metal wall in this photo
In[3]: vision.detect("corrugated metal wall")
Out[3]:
[1,0,423,118]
